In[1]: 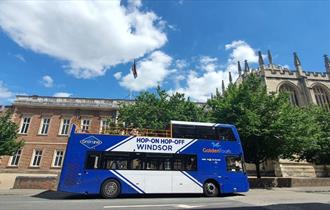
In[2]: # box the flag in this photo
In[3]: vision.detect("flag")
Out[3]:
[132,59,137,79]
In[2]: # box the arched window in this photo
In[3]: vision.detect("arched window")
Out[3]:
[279,84,299,106]
[313,85,330,112]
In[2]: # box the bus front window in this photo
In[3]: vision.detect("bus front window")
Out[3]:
[226,156,244,172]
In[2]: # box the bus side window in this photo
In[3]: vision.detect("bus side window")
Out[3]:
[146,159,158,170]
[185,156,197,171]
[173,158,184,171]
[102,158,128,170]
[163,158,172,170]
[172,125,196,139]
[195,126,216,140]
[131,158,143,170]
[216,127,236,141]
[85,153,100,169]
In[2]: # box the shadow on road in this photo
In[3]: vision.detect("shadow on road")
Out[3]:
[33,190,244,200]
[174,203,330,210]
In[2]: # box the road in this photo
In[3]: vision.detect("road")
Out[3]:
[0,187,329,210]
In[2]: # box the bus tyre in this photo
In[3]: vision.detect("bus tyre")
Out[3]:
[101,179,120,199]
[203,181,219,197]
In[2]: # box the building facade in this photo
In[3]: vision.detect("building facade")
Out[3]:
[0,96,132,178]
[234,51,330,177]
[236,51,330,109]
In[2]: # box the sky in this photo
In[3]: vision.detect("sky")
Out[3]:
[1,0,330,104]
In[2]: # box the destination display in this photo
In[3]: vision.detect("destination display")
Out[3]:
[109,136,196,153]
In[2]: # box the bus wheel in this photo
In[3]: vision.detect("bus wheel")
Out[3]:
[101,179,120,199]
[203,181,219,197]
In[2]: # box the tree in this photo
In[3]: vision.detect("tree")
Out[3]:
[0,111,23,156]
[118,87,208,130]
[299,106,330,164]
[208,74,319,178]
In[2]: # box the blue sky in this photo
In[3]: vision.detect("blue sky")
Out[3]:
[0,0,330,104]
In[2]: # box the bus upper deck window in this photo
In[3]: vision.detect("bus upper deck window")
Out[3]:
[216,127,236,141]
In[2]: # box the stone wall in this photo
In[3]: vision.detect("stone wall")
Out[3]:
[274,159,330,177]
[13,176,57,190]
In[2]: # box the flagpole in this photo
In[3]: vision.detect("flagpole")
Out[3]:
[129,59,137,100]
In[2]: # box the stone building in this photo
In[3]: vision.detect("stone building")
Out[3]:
[0,95,132,188]
[234,51,330,177]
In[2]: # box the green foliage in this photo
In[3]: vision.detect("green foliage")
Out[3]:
[299,106,330,164]
[118,87,208,130]
[207,74,322,177]
[0,111,24,156]
[118,77,330,177]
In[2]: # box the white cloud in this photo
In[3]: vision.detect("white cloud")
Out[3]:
[175,59,188,70]
[225,40,258,64]
[128,0,142,8]
[119,51,173,91]
[199,56,218,72]
[169,40,259,102]
[53,92,72,97]
[0,81,13,99]
[41,75,54,88]
[14,54,26,62]
[0,1,167,79]
[0,81,14,104]
[113,72,122,80]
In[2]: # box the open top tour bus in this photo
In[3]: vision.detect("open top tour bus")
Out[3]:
[58,121,249,198]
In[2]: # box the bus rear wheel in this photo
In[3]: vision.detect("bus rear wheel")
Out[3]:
[101,179,120,199]
[203,181,219,197]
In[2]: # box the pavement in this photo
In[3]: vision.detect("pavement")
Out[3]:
[0,187,329,210]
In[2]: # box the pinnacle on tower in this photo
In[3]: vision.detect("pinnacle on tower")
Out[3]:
[293,52,302,68]
[258,51,264,67]
[222,80,225,94]
[293,52,303,74]
[324,54,330,74]
[267,50,273,64]
[229,71,232,84]
[244,60,250,73]
[238,61,242,75]
[215,87,221,98]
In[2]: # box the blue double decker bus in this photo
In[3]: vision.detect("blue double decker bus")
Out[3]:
[58,121,249,198]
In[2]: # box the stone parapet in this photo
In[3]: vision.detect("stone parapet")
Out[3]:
[14,95,133,110]
[249,177,330,188]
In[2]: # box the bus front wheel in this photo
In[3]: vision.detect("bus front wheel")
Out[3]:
[203,181,219,197]
[101,179,120,199]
